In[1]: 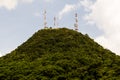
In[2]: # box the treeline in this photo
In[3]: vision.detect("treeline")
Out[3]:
[0,28,120,80]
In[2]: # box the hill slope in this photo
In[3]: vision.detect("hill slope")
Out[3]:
[0,28,120,80]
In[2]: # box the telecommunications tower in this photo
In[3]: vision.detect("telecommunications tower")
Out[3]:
[54,16,58,28]
[74,13,78,31]
[44,10,47,29]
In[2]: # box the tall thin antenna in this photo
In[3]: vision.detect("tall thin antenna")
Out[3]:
[54,16,58,28]
[56,17,59,28]
[74,13,78,31]
[44,10,47,29]
[54,17,56,28]
[54,16,59,28]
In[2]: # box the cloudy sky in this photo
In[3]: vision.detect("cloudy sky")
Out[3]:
[0,0,120,56]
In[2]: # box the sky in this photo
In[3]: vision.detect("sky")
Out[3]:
[0,0,120,56]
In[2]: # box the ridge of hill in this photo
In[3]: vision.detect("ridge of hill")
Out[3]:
[0,28,120,80]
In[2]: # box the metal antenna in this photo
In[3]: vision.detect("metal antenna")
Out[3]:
[54,16,58,28]
[54,17,56,28]
[54,16,59,29]
[74,13,78,31]
[56,17,59,28]
[44,10,47,29]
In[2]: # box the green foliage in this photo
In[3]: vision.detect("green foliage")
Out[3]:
[0,28,120,80]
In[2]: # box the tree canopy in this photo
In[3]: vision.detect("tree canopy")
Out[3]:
[0,28,120,80]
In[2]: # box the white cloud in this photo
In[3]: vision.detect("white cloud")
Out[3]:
[0,0,18,10]
[0,0,34,10]
[83,0,120,55]
[80,0,93,12]
[34,12,41,17]
[0,53,2,57]
[58,4,76,19]
[58,0,92,20]
[21,0,33,3]
[0,51,4,57]
[45,0,53,2]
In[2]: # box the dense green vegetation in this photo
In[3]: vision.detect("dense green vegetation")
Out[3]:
[0,28,120,80]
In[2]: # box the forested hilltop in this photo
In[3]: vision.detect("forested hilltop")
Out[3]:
[0,28,120,80]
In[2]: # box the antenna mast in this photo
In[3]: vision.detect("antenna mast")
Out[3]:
[74,13,78,31]
[54,16,58,28]
[44,10,47,29]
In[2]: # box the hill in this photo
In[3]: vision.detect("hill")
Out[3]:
[0,28,120,80]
